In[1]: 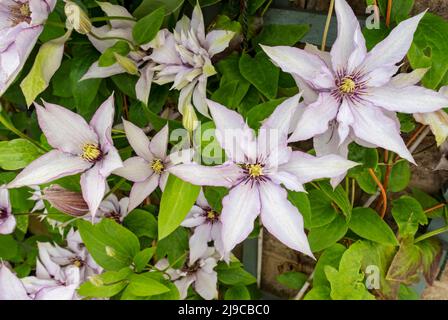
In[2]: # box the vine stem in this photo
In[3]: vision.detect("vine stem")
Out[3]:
[90,16,136,22]
[293,271,315,300]
[386,0,393,27]
[321,0,335,51]
[415,225,448,243]
[368,168,387,218]
[89,31,136,49]
[424,203,446,214]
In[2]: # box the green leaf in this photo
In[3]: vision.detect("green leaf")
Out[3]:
[308,215,348,252]
[408,13,448,90]
[398,284,419,300]
[78,219,140,271]
[158,174,201,240]
[99,41,131,67]
[276,271,307,290]
[313,243,346,288]
[0,139,42,170]
[133,7,165,45]
[307,189,338,228]
[354,167,382,194]
[21,31,70,106]
[392,196,428,238]
[127,273,170,296]
[78,268,132,298]
[123,209,157,239]
[217,262,257,286]
[156,227,189,267]
[412,188,444,218]
[133,247,156,272]
[377,0,414,23]
[349,208,399,246]
[388,161,410,192]
[133,0,184,19]
[348,143,378,170]
[246,98,287,130]
[416,238,443,284]
[224,285,251,300]
[0,235,19,260]
[239,52,279,99]
[303,286,331,300]
[397,113,416,133]
[211,80,250,110]
[253,24,309,47]
[317,181,352,220]
[203,186,228,212]
[386,241,422,285]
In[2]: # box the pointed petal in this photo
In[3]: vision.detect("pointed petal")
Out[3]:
[259,182,313,257]
[0,187,11,213]
[261,45,335,89]
[350,102,414,163]
[80,165,106,218]
[189,224,212,264]
[181,206,206,228]
[123,119,153,162]
[288,93,339,142]
[389,68,429,88]
[362,11,426,73]
[365,85,448,113]
[205,30,235,57]
[261,93,301,139]
[280,151,358,184]
[168,162,244,188]
[196,188,210,208]
[149,124,169,159]
[113,156,152,182]
[8,150,90,188]
[36,102,97,154]
[195,269,218,300]
[207,99,257,163]
[97,2,135,29]
[192,78,210,117]
[127,174,159,212]
[174,276,195,300]
[331,0,366,71]
[80,61,125,81]
[191,4,206,43]
[269,171,306,192]
[0,265,30,300]
[90,94,115,150]
[99,146,123,177]
[336,99,355,143]
[220,183,261,252]
[292,74,319,105]
[414,111,448,146]
[135,64,154,105]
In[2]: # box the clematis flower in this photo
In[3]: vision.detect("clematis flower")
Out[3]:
[0,186,15,234]
[181,189,229,264]
[261,0,448,165]
[150,4,235,119]
[113,121,191,213]
[85,192,130,224]
[8,95,123,218]
[168,95,358,255]
[0,0,56,96]
[156,247,218,300]
[81,2,155,105]
[0,263,79,300]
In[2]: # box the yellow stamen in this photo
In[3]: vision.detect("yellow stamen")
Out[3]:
[206,210,217,220]
[339,77,356,94]
[248,164,263,177]
[151,159,165,174]
[73,259,82,268]
[19,3,30,16]
[81,144,101,162]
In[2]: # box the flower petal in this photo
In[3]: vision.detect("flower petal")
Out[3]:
[36,102,97,154]
[96,2,135,29]
[80,61,125,81]
[99,146,123,177]
[195,269,218,300]
[90,94,115,150]
[189,224,212,264]
[135,63,154,105]
[0,214,16,235]
[414,111,448,146]
[261,45,335,89]
[127,174,159,213]
[80,165,107,219]
[288,93,339,142]
[365,85,448,113]
[8,150,90,188]
[280,151,358,184]
[168,162,244,188]
[220,182,261,252]
[0,264,30,300]
[123,119,153,162]
[205,30,235,57]
[259,182,313,257]
[149,124,169,159]
[174,276,195,300]
[113,156,152,182]
[389,68,428,88]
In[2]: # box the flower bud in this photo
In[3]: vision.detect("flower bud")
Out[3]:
[43,185,89,217]
[114,53,139,75]
[64,1,92,34]
[182,103,199,132]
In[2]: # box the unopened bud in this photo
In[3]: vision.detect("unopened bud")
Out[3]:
[182,103,198,132]
[114,53,139,75]
[64,1,92,34]
[43,185,89,217]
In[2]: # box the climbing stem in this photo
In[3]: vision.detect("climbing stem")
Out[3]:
[415,224,448,243]
[91,16,136,23]
[368,168,387,218]
[321,0,335,51]
[386,0,393,27]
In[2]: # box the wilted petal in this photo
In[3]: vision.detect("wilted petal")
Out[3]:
[168,162,243,188]
[205,30,235,57]
[261,45,335,89]
[259,182,313,257]
[195,269,218,300]
[123,119,153,162]
[280,151,358,184]
[220,182,261,252]
[365,85,448,113]
[127,174,159,213]
[350,102,414,163]
[80,165,107,218]
[362,11,426,73]
[8,150,91,188]
[149,124,169,159]
[289,93,339,142]
[113,156,152,182]
[36,102,98,154]
[0,265,30,300]
[331,0,366,71]
[189,224,212,264]
[414,111,448,146]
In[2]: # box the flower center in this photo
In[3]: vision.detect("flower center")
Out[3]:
[81,144,102,163]
[248,164,263,177]
[9,2,31,25]
[151,159,164,174]
[104,211,122,224]
[71,257,84,268]
[339,77,356,94]
[205,208,220,223]
[0,208,8,220]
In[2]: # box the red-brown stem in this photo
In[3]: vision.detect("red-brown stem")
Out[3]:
[369,168,387,219]
[424,203,446,214]
[386,0,393,27]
